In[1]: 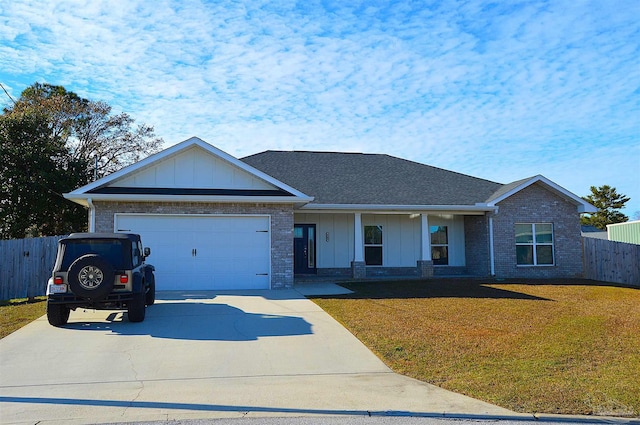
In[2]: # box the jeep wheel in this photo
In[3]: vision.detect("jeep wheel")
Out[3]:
[68,254,115,301]
[145,278,156,306]
[47,301,70,326]
[128,292,146,322]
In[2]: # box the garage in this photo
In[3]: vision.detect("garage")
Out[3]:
[64,137,313,289]
[115,214,271,290]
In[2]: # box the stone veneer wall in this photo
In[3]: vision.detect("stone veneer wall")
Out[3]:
[492,183,583,278]
[93,201,294,288]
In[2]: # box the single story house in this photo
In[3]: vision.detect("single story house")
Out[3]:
[65,137,597,290]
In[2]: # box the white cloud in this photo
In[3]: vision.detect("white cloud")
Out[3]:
[1,0,639,213]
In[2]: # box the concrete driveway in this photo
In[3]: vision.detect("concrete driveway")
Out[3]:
[0,288,515,424]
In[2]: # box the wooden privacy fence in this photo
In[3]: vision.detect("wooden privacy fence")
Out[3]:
[583,237,640,287]
[0,235,65,300]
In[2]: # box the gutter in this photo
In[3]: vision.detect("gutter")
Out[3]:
[489,207,498,276]
[299,204,496,214]
[489,215,495,276]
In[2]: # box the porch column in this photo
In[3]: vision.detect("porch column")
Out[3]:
[420,214,431,261]
[417,213,434,278]
[351,212,366,278]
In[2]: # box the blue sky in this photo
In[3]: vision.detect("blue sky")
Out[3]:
[1,0,639,216]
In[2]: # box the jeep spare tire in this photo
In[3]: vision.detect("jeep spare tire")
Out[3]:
[68,254,115,300]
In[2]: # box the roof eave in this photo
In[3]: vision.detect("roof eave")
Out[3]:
[298,203,496,214]
[65,193,314,207]
[578,204,598,213]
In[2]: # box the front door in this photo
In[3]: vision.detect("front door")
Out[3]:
[294,224,317,274]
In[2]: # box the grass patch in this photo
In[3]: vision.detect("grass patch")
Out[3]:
[0,297,47,339]
[311,279,640,416]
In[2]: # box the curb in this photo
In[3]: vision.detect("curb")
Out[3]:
[533,413,640,424]
[370,411,640,424]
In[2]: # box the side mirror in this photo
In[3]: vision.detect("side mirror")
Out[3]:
[143,247,151,257]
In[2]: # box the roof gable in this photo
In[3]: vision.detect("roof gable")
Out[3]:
[108,145,274,191]
[486,175,597,213]
[65,137,312,205]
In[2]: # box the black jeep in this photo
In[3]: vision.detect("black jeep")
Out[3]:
[46,233,156,326]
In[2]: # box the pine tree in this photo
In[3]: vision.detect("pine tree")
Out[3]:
[580,185,630,230]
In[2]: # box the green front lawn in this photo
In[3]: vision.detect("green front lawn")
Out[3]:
[311,279,640,416]
[0,297,47,339]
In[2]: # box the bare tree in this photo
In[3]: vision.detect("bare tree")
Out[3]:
[1,82,163,238]
[7,82,163,179]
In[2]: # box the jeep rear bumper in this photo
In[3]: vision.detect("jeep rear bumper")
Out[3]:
[47,291,136,309]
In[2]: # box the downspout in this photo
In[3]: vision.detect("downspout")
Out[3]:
[87,198,95,233]
[489,207,498,276]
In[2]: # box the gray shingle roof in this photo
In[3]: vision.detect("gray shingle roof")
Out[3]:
[242,151,504,206]
[484,176,534,203]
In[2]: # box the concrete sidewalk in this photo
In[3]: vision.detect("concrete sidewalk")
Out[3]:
[0,289,514,424]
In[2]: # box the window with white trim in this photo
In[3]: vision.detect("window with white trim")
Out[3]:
[430,225,448,265]
[364,225,383,266]
[515,223,554,265]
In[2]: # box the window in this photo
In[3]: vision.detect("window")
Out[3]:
[132,242,141,267]
[430,226,448,265]
[515,223,554,265]
[132,240,144,267]
[364,225,383,266]
[61,240,129,270]
[307,227,315,268]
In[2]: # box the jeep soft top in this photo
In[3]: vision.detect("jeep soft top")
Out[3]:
[57,233,139,268]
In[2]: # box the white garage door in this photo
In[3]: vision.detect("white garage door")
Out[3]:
[115,214,271,290]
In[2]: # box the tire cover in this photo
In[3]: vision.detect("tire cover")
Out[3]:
[68,254,115,300]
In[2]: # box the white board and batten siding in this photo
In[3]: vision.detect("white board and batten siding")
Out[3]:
[115,214,271,291]
[295,213,466,268]
[114,146,274,190]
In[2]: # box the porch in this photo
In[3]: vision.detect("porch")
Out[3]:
[293,211,491,280]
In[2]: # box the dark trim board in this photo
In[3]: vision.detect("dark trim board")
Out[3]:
[89,187,294,197]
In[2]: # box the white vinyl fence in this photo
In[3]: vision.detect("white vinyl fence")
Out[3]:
[0,235,65,300]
